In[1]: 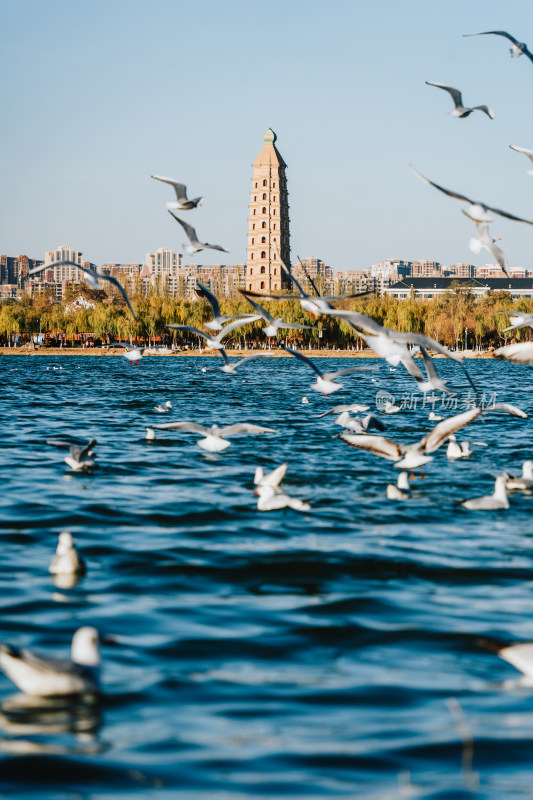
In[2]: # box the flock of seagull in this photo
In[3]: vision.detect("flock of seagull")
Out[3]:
[3,24,533,711]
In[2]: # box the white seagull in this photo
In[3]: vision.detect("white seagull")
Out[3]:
[499,311,533,333]
[386,472,411,500]
[503,461,533,490]
[317,403,370,418]
[464,30,533,63]
[341,407,481,470]
[123,345,145,365]
[281,344,373,395]
[426,81,494,119]
[494,342,533,364]
[49,532,86,577]
[253,463,310,511]
[0,627,102,696]
[151,174,203,209]
[153,401,173,412]
[415,347,456,394]
[63,439,97,472]
[149,420,276,451]
[169,211,228,256]
[411,166,533,226]
[469,221,509,277]
[460,475,509,510]
[166,316,260,351]
[196,281,257,331]
[217,349,266,374]
[446,434,472,459]
[334,411,385,433]
[510,145,533,175]
[240,292,314,337]
[28,260,136,319]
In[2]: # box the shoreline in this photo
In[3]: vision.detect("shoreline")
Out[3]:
[0,347,494,359]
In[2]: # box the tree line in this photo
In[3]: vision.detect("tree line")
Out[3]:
[0,283,531,349]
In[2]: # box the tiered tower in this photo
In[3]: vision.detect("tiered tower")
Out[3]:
[245,129,290,293]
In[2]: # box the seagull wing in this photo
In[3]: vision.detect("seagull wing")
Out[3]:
[220,423,277,436]
[420,407,481,453]
[324,309,384,335]
[281,344,323,377]
[240,289,296,301]
[510,145,533,163]
[239,292,274,323]
[340,433,404,461]
[78,439,97,460]
[256,462,288,487]
[426,81,464,108]
[29,259,82,276]
[482,403,528,419]
[168,211,200,246]
[235,353,268,366]
[410,165,474,204]
[392,332,463,363]
[419,347,439,381]
[323,365,374,380]
[280,322,314,330]
[217,316,261,340]
[196,281,221,317]
[151,421,209,434]
[165,325,209,340]
[278,258,306,297]
[482,204,533,225]
[464,30,520,45]
[96,274,137,319]
[151,175,188,203]
[494,342,533,363]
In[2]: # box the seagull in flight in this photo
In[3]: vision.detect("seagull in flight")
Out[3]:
[217,349,267,374]
[148,420,276,451]
[464,30,533,63]
[499,311,533,333]
[253,463,311,511]
[0,627,102,696]
[426,81,494,119]
[196,281,256,331]
[240,292,314,337]
[168,211,228,256]
[151,175,204,209]
[29,260,137,318]
[510,145,533,175]
[469,221,509,277]
[341,407,482,470]
[411,166,533,225]
[281,344,373,395]
[243,252,370,316]
[494,342,533,364]
[166,316,260,350]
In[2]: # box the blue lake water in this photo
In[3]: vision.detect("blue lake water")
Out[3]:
[2,353,533,799]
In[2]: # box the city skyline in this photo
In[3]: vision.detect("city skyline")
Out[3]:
[1,1,533,272]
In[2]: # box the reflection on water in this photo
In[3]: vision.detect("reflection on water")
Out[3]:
[1,354,533,798]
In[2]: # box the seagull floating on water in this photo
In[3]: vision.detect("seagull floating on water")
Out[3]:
[153,401,172,412]
[0,627,102,696]
[386,472,411,500]
[446,434,472,459]
[460,475,509,510]
[426,81,494,119]
[281,344,373,395]
[49,532,86,577]
[148,420,276,451]
[464,30,533,64]
[60,439,97,472]
[169,211,228,256]
[151,175,204,209]
[503,461,533,490]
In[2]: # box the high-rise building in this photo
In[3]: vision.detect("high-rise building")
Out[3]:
[245,129,290,293]
[44,245,84,282]
[144,247,182,277]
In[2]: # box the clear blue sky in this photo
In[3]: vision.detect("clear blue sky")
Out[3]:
[1,0,533,271]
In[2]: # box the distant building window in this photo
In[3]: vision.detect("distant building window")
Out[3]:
[273,224,276,229]
[260,266,266,274]
[274,268,277,275]
[272,182,276,188]
[262,207,266,214]
[255,182,258,188]
[251,238,254,244]
[262,222,266,229]
[250,268,253,274]
[254,196,257,201]
[274,283,277,289]
[253,209,256,215]
[261,251,266,258]
[251,253,254,260]
[261,236,266,243]
[263,180,267,186]
[273,254,276,260]
[249,283,252,289]
[262,193,267,200]
[261,281,265,289]
[273,196,276,201]
[273,209,276,215]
